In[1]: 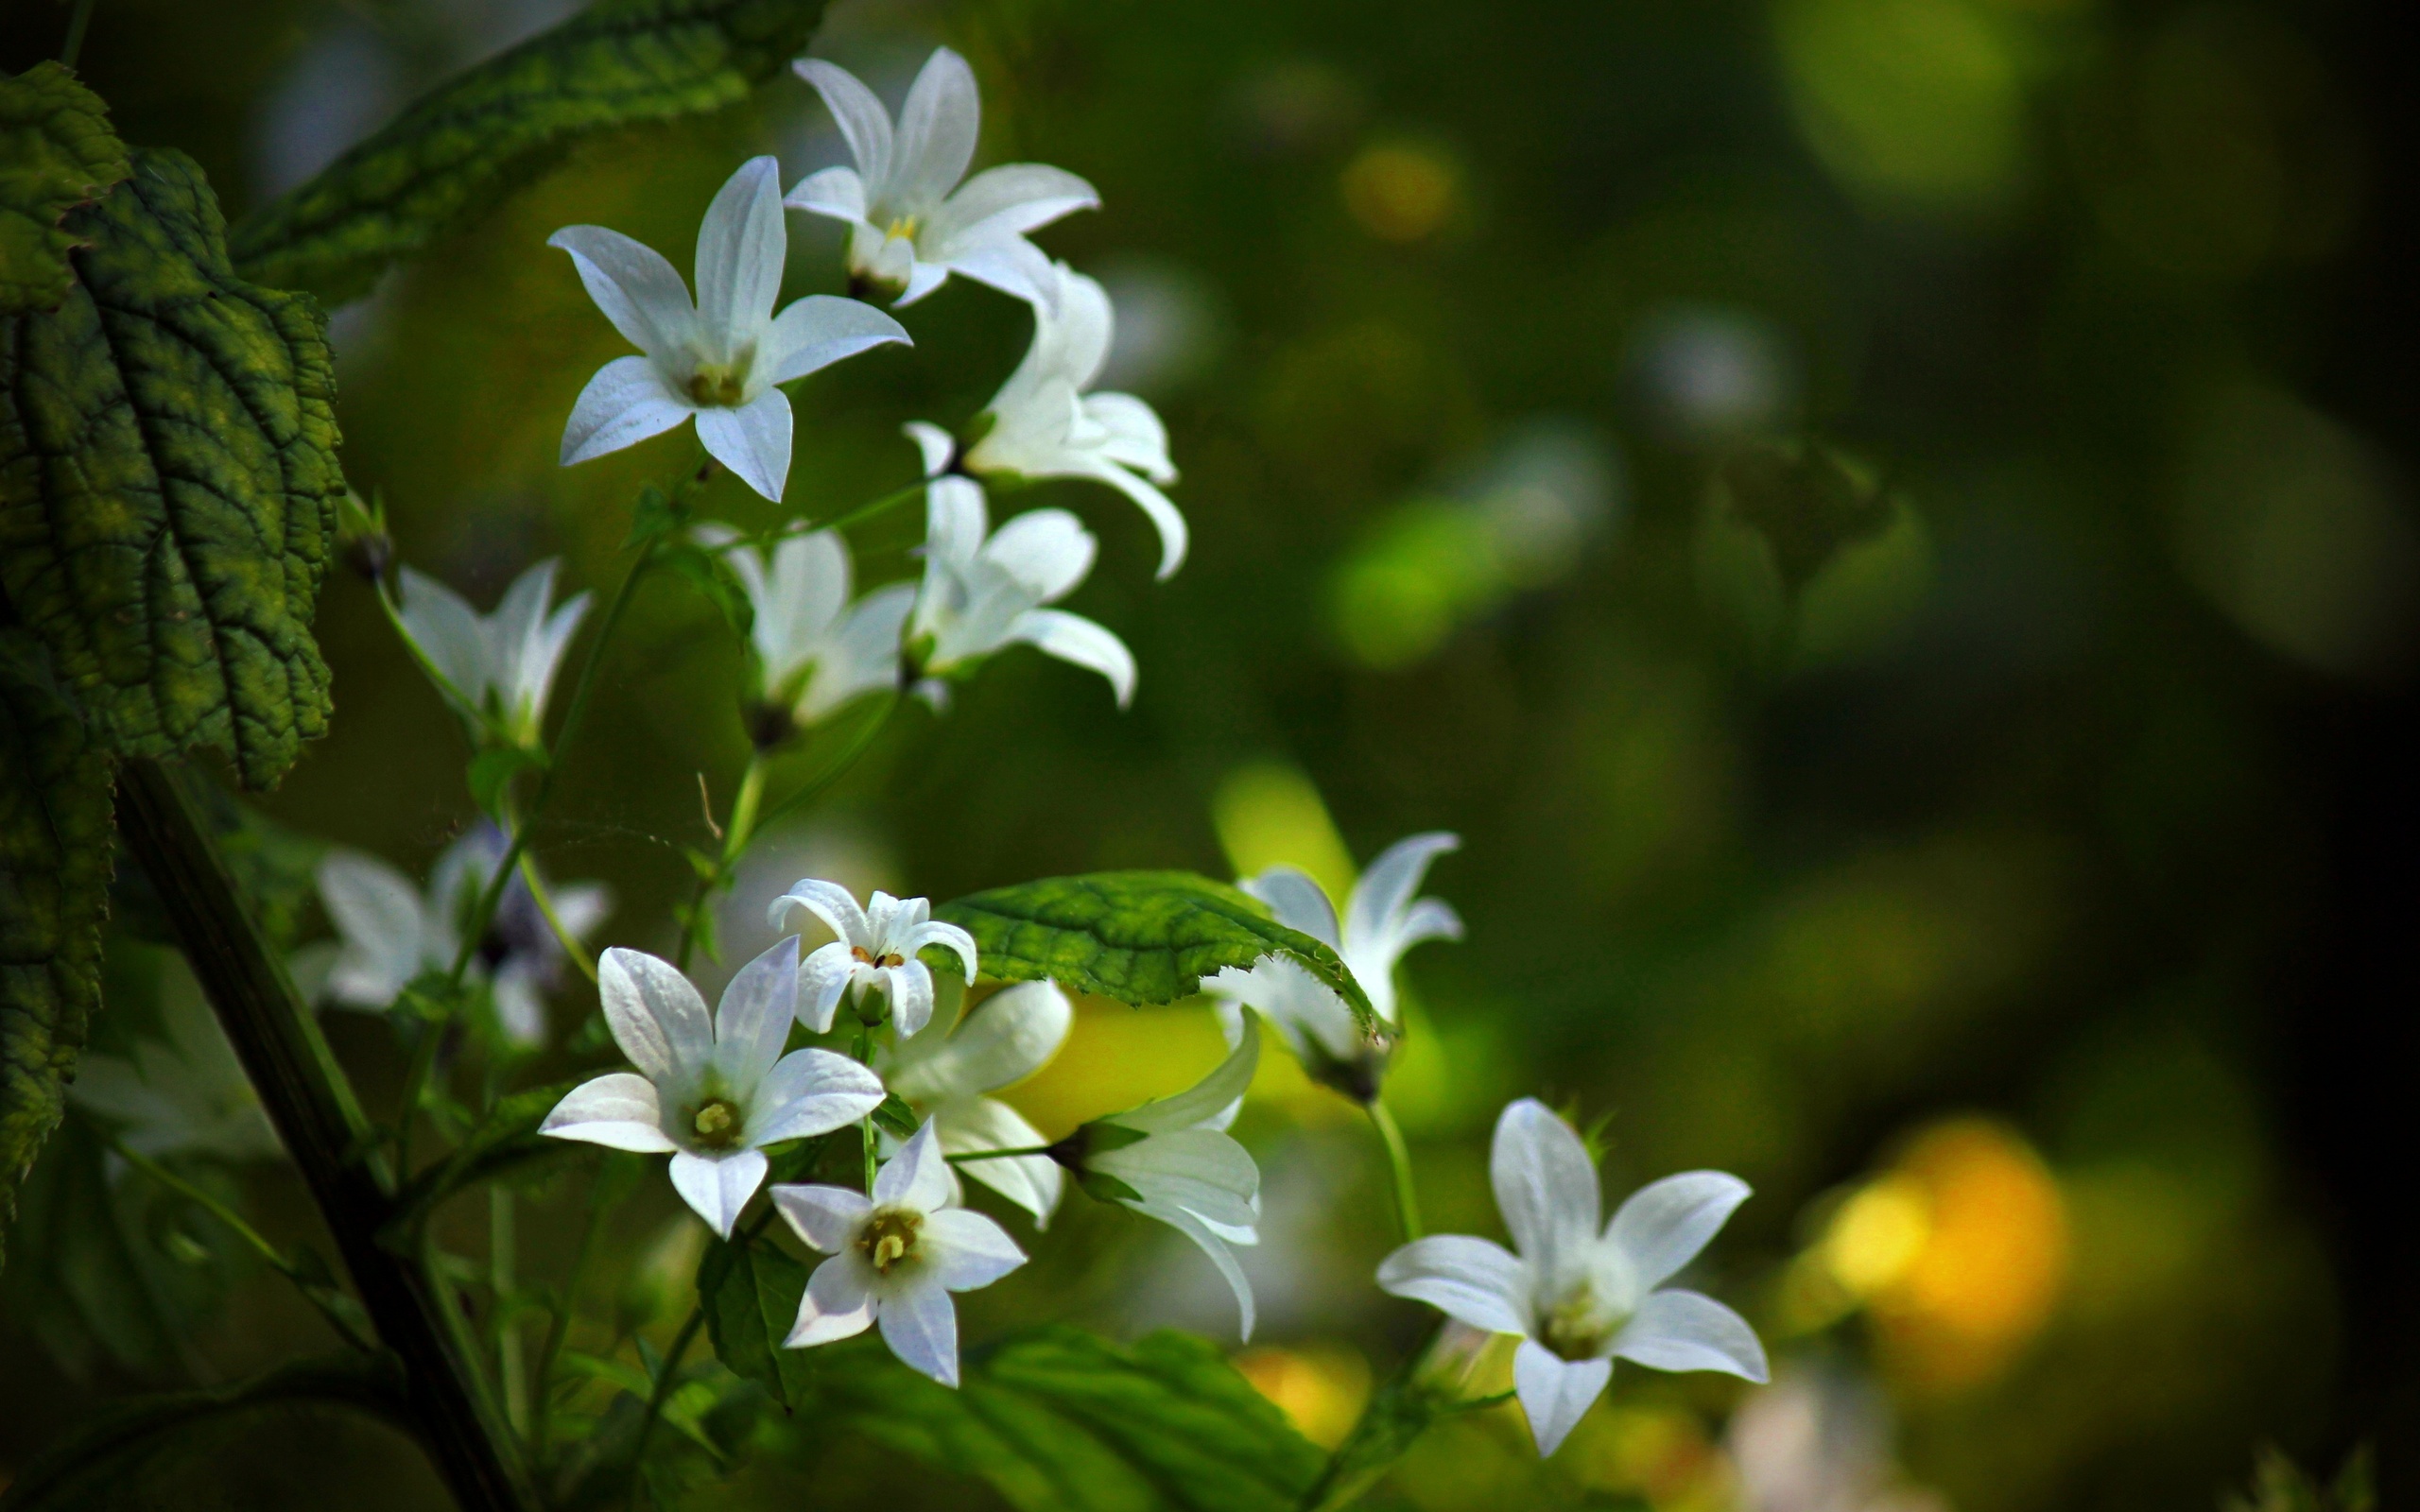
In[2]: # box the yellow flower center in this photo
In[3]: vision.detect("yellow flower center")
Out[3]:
[687,361,748,406]
[1539,1284,1618,1363]
[856,1208,924,1274]
[885,215,922,242]
[852,945,907,969]
[690,1098,742,1149]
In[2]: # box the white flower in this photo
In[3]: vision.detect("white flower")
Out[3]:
[768,881,977,1038]
[693,522,915,721]
[552,155,910,502]
[314,826,610,1047]
[881,980,1071,1226]
[942,262,1186,580]
[907,476,1135,706]
[1376,1098,1769,1457]
[772,1118,1028,1386]
[1054,1013,1262,1338]
[71,958,280,1162]
[787,47,1097,308]
[1208,832,1461,1100]
[395,558,590,748]
[540,941,887,1238]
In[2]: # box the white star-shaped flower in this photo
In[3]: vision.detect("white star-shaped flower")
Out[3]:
[768,880,978,1037]
[1377,1098,1769,1457]
[772,1118,1029,1386]
[1209,832,1461,1100]
[552,155,910,502]
[1054,1013,1262,1338]
[922,261,1185,580]
[787,47,1098,308]
[881,979,1072,1226]
[71,959,281,1162]
[693,522,915,723]
[539,940,887,1237]
[394,558,590,750]
[906,476,1135,706]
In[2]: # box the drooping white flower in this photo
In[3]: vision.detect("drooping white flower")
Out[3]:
[552,155,910,502]
[71,958,281,1162]
[936,262,1186,580]
[773,1118,1028,1386]
[693,522,915,722]
[394,558,590,748]
[1209,832,1461,1100]
[906,476,1134,706]
[768,881,977,1038]
[786,47,1097,308]
[1052,1013,1262,1338]
[1376,1098,1769,1457]
[313,826,610,1047]
[881,980,1071,1226]
[540,941,887,1238]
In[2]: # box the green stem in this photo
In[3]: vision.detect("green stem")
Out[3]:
[751,479,926,545]
[60,0,98,68]
[853,1027,877,1194]
[945,1145,1055,1164]
[1367,1097,1423,1244]
[673,751,769,972]
[627,1307,705,1509]
[492,1187,527,1436]
[516,846,597,985]
[116,759,539,1512]
[393,1011,442,1175]
[751,693,901,837]
[531,1164,617,1453]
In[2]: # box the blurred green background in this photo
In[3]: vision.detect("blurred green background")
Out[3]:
[5,0,2413,1506]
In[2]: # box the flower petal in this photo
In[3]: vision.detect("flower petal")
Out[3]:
[697,388,793,504]
[798,940,858,1032]
[1082,392,1175,482]
[1009,610,1135,706]
[794,60,894,189]
[1133,1199,1257,1341]
[694,156,786,340]
[749,1049,887,1145]
[547,225,695,355]
[923,1207,1028,1291]
[598,947,712,1082]
[669,1147,769,1239]
[1091,1127,1261,1233]
[1113,1018,1257,1134]
[541,1074,674,1152]
[1612,1290,1769,1382]
[314,852,428,1006]
[937,1097,1063,1226]
[1513,1339,1611,1457]
[931,163,1098,247]
[1374,1235,1530,1336]
[874,1119,955,1211]
[1239,867,1341,948]
[1345,833,1461,967]
[1077,455,1189,581]
[892,980,1070,1102]
[392,570,492,712]
[784,163,869,225]
[788,1251,877,1347]
[772,1181,873,1253]
[891,48,980,210]
[1604,1171,1752,1292]
[715,935,802,1095]
[761,294,910,386]
[984,508,1097,601]
[876,959,931,1038]
[798,582,914,722]
[899,919,979,983]
[1491,1098,1600,1269]
[770,879,871,943]
[904,421,956,477]
[876,1274,962,1386]
[939,232,1057,307]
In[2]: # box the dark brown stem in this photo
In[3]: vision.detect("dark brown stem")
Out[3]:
[115,758,540,1512]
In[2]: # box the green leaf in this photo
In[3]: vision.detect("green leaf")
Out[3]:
[812,1327,1325,1512]
[0,633,114,1265]
[111,783,324,951]
[1298,1373,1478,1512]
[697,1233,815,1410]
[936,871,1379,1032]
[0,149,341,791]
[0,1354,414,1511]
[0,62,130,316]
[467,745,546,817]
[381,1078,580,1242]
[1713,437,1895,597]
[229,0,839,305]
[872,1091,920,1140]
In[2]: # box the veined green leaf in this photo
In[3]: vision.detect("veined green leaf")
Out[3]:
[230,0,838,305]
[697,1232,816,1410]
[936,871,1380,1032]
[0,62,130,315]
[0,150,340,791]
[813,1327,1326,1512]
[0,633,114,1265]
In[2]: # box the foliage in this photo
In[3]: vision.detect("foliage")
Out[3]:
[0,63,130,315]
[2223,1448,2375,1512]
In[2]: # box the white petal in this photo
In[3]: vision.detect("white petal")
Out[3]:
[669,1148,769,1239]
[697,389,793,504]
[899,919,979,982]
[1050,265,1116,390]
[1612,1290,1770,1382]
[1513,1340,1611,1457]
[794,60,894,189]
[491,964,547,1047]
[937,1098,1063,1226]
[1345,833,1461,965]
[1009,610,1134,707]
[797,941,857,1032]
[1078,455,1189,581]
[761,295,910,386]
[715,935,801,1096]
[541,1074,674,1152]
[1239,867,1341,948]
[1375,1235,1530,1336]
[904,421,956,477]
[1604,1171,1753,1292]
[391,571,493,711]
[891,47,980,210]
[1113,1019,1257,1134]
[893,980,1070,1102]
[923,1207,1028,1290]
[930,163,1098,247]
[941,232,1058,307]
[1092,1128,1260,1233]
[1135,1200,1257,1341]
[694,156,786,341]
[874,1119,954,1211]
[516,592,592,733]
[314,852,426,1005]
[597,947,712,1083]
[1492,1098,1600,1269]
[984,508,1096,601]
[547,225,697,356]
[1082,392,1175,482]
[876,1275,961,1386]
[784,163,869,225]
[769,879,871,944]
[772,1181,873,1252]
[882,960,936,1038]
[749,1049,887,1145]
[798,583,914,722]
[549,883,613,942]
[788,1251,877,1347]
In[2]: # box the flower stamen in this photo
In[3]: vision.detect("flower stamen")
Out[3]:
[691,1097,743,1149]
[856,1208,924,1273]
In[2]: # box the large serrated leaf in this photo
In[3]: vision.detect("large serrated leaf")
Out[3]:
[697,1232,816,1410]
[936,871,1380,1032]
[230,0,837,305]
[0,150,340,791]
[0,62,130,316]
[816,1327,1326,1512]
[0,632,114,1266]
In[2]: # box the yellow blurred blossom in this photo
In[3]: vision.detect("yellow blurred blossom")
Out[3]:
[1233,1343,1373,1447]
[1341,142,1461,242]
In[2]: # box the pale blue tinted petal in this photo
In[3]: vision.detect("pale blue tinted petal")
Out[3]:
[669,1147,768,1239]
[749,1049,885,1145]
[1375,1235,1530,1336]
[785,163,869,226]
[788,1252,876,1347]
[598,947,710,1081]
[1492,1098,1600,1267]
[891,48,980,209]
[772,1182,872,1252]
[798,941,856,1032]
[697,389,792,504]
[695,156,785,341]
[548,226,694,355]
[875,1119,954,1211]
[923,1207,1028,1290]
[876,1274,960,1385]
[761,295,910,385]
[937,1098,1063,1225]
[883,959,936,1037]
[713,935,801,1093]
[560,355,691,467]
[1612,1289,1769,1382]
[769,879,870,941]
[984,508,1096,601]
[1239,867,1340,947]
[1135,1199,1257,1341]
[1605,1171,1752,1291]
[794,60,894,188]
[392,567,491,708]
[1513,1340,1611,1457]
[314,851,426,1005]
[1345,833,1461,967]
[931,163,1098,247]
[541,1074,674,1152]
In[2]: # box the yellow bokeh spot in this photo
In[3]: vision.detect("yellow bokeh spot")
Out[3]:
[1213,761,1358,902]
[1233,1344,1372,1447]
[1340,143,1461,243]
[1823,1175,1933,1297]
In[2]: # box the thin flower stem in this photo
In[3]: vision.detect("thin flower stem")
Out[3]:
[752,693,900,836]
[944,1145,1056,1164]
[1367,1097,1424,1244]
[530,1162,618,1454]
[853,1027,878,1194]
[515,847,598,984]
[747,479,927,546]
[626,1306,705,1509]
[60,0,99,68]
[673,750,769,972]
[492,1187,527,1436]
[393,1013,443,1174]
